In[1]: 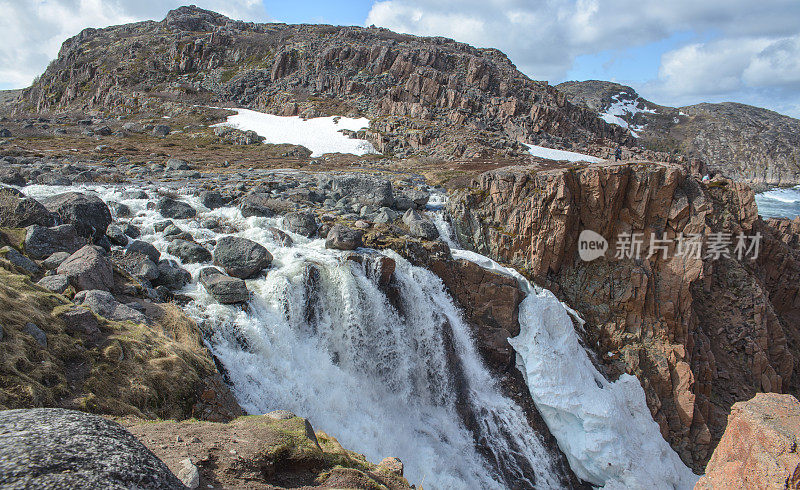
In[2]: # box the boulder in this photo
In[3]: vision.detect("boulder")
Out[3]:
[268,227,293,247]
[199,190,227,210]
[283,211,318,237]
[42,251,71,270]
[75,290,147,324]
[319,174,394,207]
[157,197,196,219]
[43,192,112,240]
[106,224,129,246]
[238,194,295,218]
[0,408,184,489]
[213,236,272,279]
[325,224,363,250]
[57,307,100,335]
[23,323,47,347]
[0,193,54,228]
[133,258,160,282]
[108,201,132,218]
[152,260,191,291]
[57,245,114,292]
[25,224,86,259]
[126,240,161,264]
[696,393,800,489]
[152,124,171,137]
[402,209,439,240]
[1,247,40,275]
[168,239,212,264]
[165,158,191,171]
[199,267,250,304]
[37,274,70,294]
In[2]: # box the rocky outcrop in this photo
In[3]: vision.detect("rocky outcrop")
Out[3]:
[17,6,631,160]
[449,162,800,470]
[124,412,413,489]
[558,81,800,185]
[696,393,800,489]
[0,408,184,489]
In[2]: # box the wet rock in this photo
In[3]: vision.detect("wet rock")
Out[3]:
[126,240,161,264]
[325,224,363,250]
[133,258,160,282]
[319,174,394,207]
[42,251,71,270]
[108,201,132,218]
[154,220,174,233]
[157,197,196,219]
[75,290,147,324]
[105,224,128,246]
[267,227,293,247]
[37,274,70,294]
[1,247,40,275]
[57,245,114,292]
[121,223,141,239]
[152,260,191,291]
[199,267,250,304]
[43,192,112,241]
[122,190,148,200]
[23,323,47,347]
[168,239,212,264]
[283,211,318,237]
[25,224,86,259]
[199,190,227,209]
[238,193,295,218]
[0,408,184,489]
[402,209,439,240]
[213,236,272,279]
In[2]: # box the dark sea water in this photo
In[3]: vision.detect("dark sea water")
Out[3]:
[755,186,800,219]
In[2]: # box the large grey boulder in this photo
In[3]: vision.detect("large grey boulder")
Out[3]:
[199,190,227,210]
[213,236,272,279]
[0,193,54,228]
[1,247,40,275]
[199,267,250,304]
[165,158,191,171]
[283,212,318,237]
[43,192,112,240]
[238,193,295,218]
[157,197,196,219]
[324,224,363,250]
[319,174,394,207]
[75,290,147,324]
[37,274,70,294]
[168,239,212,264]
[57,245,114,292]
[105,224,129,246]
[25,224,86,259]
[42,251,71,270]
[0,408,184,489]
[126,240,161,264]
[152,259,191,291]
[402,209,439,240]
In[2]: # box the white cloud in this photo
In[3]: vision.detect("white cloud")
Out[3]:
[0,0,268,89]
[366,0,800,116]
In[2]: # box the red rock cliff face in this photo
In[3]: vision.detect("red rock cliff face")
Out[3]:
[448,162,800,471]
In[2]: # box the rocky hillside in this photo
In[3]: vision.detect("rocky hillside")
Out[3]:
[15,6,631,160]
[449,162,800,471]
[558,80,800,185]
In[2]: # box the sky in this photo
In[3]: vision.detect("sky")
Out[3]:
[2,0,799,117]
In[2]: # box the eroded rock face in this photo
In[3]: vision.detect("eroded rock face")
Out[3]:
[449,162,800,470]
[696,393,800,489]
[0,408,184,489]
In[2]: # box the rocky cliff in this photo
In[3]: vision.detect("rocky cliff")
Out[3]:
[16,6,630,160]
[449,161,800,471]
[558,81,800,186]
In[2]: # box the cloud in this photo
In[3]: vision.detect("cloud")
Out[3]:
[366,0,800,115]
[0,0,268,89]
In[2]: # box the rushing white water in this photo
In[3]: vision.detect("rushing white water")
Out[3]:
[22,183,563,489]
[427,201,699,489]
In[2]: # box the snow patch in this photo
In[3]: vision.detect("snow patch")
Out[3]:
[526,144,603,163]
[599,93,655,138]
[211,108,378,157]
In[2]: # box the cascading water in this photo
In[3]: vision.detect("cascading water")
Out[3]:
[426,196,699,489]
[22,183,564,489]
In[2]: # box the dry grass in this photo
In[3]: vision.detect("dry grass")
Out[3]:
[0,258,223,420]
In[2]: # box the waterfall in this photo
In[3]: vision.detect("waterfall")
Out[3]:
[427,198,699,489]
[22,183,564,489]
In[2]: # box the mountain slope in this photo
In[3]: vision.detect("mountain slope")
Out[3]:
[16,6,631,161]
[558,80,800,185]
